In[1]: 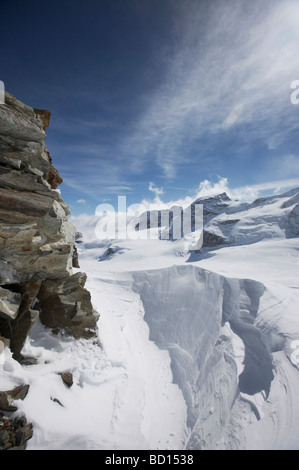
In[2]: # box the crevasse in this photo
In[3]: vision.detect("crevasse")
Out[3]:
[130,264,296,450]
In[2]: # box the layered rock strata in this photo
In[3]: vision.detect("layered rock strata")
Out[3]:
[0,92,98,362]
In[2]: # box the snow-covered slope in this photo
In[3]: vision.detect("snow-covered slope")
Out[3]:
[1,188,299,450]
[196,187,299,247]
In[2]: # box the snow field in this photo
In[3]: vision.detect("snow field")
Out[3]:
[1,188,299,450]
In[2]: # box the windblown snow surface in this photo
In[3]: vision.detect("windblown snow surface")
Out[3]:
[1,189,299,450]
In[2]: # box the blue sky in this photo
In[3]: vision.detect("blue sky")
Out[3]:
[1,0,299,215]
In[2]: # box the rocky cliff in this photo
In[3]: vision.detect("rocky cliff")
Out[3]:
[0,92,99,361]
[0,93,99,450]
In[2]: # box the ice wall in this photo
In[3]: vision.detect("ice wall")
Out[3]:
[131,265,276,449]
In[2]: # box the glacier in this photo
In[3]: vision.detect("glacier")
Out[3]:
[1,188,299,450]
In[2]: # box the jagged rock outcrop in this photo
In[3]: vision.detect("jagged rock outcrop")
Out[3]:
[60,372,73,388]
[0,92,99,449]
[0,385,32,450]
[0,413,33,450]
[0,385,30,412]
[38,272,98,340]
[0,92,98,362]
[202,229,227,247]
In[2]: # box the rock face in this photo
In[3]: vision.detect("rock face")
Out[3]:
[0,413,33,450]
[0,385,30,413]
[0,384,32,450]
[38,272,98,340]
[0,92,98,362]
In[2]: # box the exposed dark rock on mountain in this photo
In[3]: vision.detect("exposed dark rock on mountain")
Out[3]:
[33,109,51,131]
[0,92,98,358]
[0,92,99,449]
[202,229,227,248]
[0,413,33,450]
[46,153,63,189]
[0,385,29,413]
[0,385,32,450]
[38,272,97,340]
[60,372,73,388]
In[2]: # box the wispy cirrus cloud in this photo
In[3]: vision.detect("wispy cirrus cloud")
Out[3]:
[49,0,299,207]
[119,0,299,179]
[141,176,299,212]
[62,175,133,199]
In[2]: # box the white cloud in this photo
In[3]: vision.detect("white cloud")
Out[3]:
[119,0,299,177]
[222,104,244,130]
[144,182,165,207]
[194,178,230,199]
[106,185,133,192]
[141,176,299,211]
[62,175,133,200]
[230,178,299,201]
[77,199,86,204]
[58,1,299,198]
[149,182,164,197]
